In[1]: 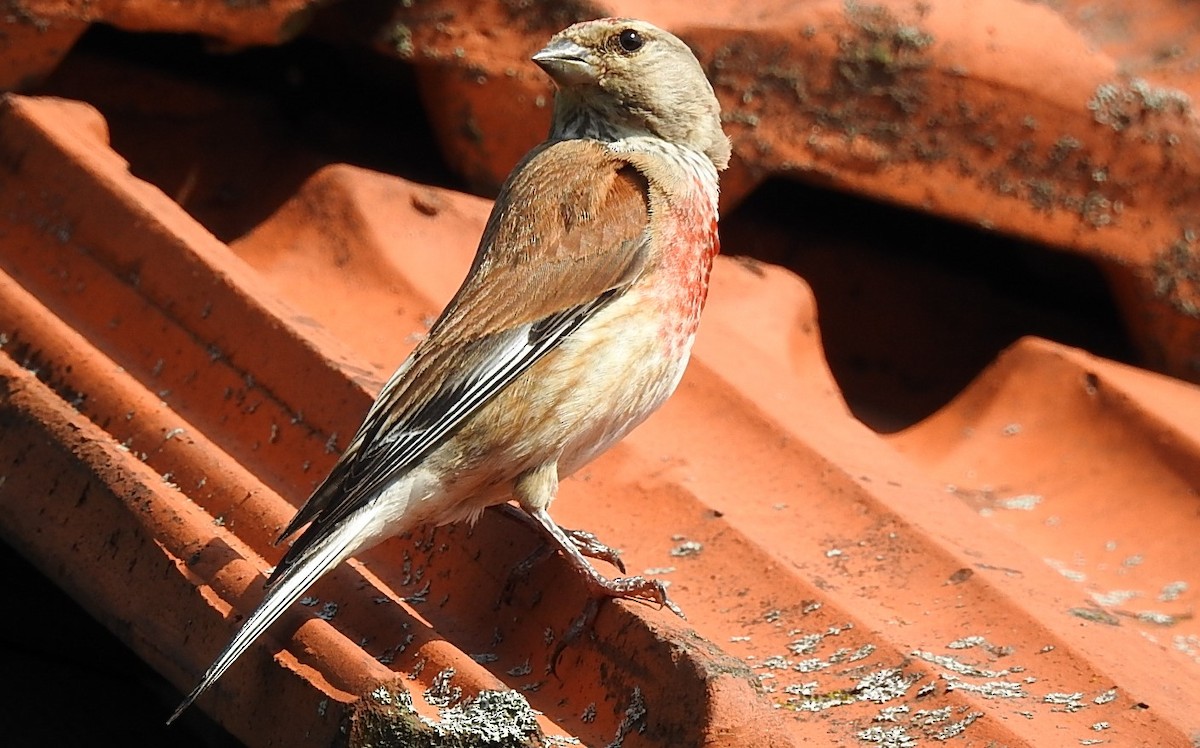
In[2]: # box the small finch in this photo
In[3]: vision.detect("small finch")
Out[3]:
[169,17,729,723]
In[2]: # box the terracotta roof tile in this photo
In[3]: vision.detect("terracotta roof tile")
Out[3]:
[2,1,1200,745]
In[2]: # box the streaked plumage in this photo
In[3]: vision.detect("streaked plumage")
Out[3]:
[169,17,728,724]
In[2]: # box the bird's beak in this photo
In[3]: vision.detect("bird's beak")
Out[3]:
[532,38,597,86]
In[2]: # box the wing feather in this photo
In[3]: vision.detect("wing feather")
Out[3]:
[269,140,650,584]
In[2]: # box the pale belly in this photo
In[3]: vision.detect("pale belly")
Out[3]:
[407,283,699,524]
[390,140,718,526]
[551,290,696,479]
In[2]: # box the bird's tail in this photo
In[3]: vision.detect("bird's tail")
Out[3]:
[166,508,375,725]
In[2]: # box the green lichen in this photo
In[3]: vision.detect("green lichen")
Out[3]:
[838,0,935,116]
[499,0,599,32]
[348,686,546,748]
[1153,230,1200,318]
[386,24,415,59]
[1068,607,1121,626]
[1087,78,1192,132]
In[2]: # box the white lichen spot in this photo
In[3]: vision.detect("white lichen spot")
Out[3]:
[760,655,791,670]
[428,689,543,743]
[857,725,918,747]
[875,705,910,722]
[643,566,676,575]
[1088,78,1192,131]
[371,685,393,705]
[670,540,703,557]
[850,643,877,662]
[406,579,431,604]
[1173,634,1200,663]
[424,667,462,708]
[910,649,1011,678]
[1160,581,1188,602]
[855,668,919,703]
[789,632,826,655]
[933,711,982,740]
[1000,494,1042,510]
[1045,558,1087,582]
[1091,589,1138,606]
[793,658,831,673]
[1044,692,1086,712]
[912,706,952,726]
[946,680,1025,699]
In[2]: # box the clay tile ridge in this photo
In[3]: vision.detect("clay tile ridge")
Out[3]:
[3,2,1200,742]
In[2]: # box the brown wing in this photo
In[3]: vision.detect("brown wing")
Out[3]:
[269,140,650,581]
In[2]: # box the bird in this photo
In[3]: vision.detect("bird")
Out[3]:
[169,16,729,724]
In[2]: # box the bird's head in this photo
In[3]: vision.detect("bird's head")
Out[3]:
[533,18,730,170]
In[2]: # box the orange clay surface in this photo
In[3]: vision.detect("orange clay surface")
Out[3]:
[2,1,1200,746]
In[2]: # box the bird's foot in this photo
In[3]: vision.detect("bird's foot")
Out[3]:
[518,505,685,618]
[494,503,626,572]
[584,573,684,619]
[497,528,630,608]
[561,527,626,573]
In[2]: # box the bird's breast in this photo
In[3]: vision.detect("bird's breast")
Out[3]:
[546,287,697,478]
[432,142,721,514]
[640,158,721,354]
[544,145,721,475]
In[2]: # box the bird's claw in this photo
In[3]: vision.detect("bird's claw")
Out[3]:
[497,527,629,608]
[563,528,626,574]
[587,574,686,620]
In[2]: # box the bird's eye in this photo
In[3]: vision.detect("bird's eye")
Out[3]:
[614,29,644,53]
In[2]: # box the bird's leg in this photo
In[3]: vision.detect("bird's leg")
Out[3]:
[526,506,685,619]
[558,527,627,574]
[493,503,626,572]
[525,504,685,674]
[511,464,683,619]
[494,503,627,609]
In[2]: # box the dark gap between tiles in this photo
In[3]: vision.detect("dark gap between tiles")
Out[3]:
[721,178,1137,433]
[32,24,1140,436]
[0,539,243,748]
[36,22,458,245]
